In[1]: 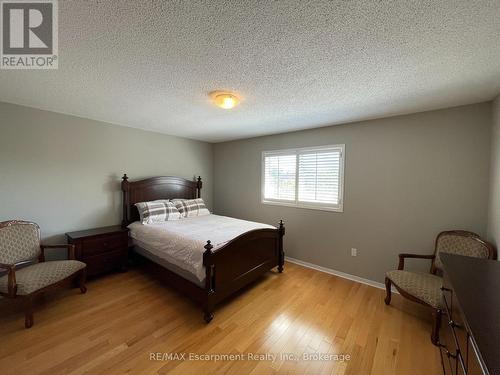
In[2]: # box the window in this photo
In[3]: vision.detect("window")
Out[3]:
[262,145,345,212]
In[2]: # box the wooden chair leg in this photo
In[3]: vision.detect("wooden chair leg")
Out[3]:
[384,277,392,305]
[79,269,87,294]
[431,309,441,346]
[24,295,34,329]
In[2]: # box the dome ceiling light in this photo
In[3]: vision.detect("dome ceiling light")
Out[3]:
[209,91,240,109]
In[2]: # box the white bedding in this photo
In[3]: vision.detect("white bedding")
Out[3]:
[128,214,275,282]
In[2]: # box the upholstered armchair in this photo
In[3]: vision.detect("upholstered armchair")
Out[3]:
[384,230,496,345]
[0,220,87,328]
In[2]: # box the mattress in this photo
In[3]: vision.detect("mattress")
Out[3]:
[128,214,275,283]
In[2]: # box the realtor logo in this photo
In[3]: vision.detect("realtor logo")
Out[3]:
[1,0,58,69]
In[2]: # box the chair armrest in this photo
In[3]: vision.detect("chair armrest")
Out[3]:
[40,244,76,261]
[0,262,12,270]
[0,263,17,297]
[1,260,40,297]
[0,260,33,269]
[398,253,435,270]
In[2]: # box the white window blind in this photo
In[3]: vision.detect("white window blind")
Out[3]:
[263,154,296,201]
[262,145,344,212]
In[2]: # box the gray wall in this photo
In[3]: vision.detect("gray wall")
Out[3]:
[488,95,500,247]
[1,100,493,280]
[214,103,492,283]
[0,102,213,256]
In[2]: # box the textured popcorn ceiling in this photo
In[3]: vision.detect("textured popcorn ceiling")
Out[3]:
[1,1,500,142]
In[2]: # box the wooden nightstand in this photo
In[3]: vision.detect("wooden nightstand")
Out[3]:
[66,226,128,277]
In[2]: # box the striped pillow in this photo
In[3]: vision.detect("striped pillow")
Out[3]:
[171,198,210,218]
[135,200,181,224]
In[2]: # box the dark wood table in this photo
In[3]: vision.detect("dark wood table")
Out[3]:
[441,253,500,375]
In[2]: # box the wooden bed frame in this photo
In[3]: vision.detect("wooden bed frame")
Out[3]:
[121,174,285,322]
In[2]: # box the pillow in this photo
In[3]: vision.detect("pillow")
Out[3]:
[135,200,181,224]
[171,198,210,218]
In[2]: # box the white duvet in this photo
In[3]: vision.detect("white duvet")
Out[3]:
[128,214,275,282]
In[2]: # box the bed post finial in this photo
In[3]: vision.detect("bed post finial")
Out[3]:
[204,240,213,253]
[197,176,202,198]
[121,174,129,228]
[203,241,214,284]
[203,239,215,322]
[278,220,285,273]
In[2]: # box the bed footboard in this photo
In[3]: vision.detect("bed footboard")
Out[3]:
[202,220,285,322]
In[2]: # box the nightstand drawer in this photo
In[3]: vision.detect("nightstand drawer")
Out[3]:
[82,233,127,257]
[83,250,126,276]
[443,274,469,366]
[450,292,469,366]
[66,226,129,277]
[440,302,458,375]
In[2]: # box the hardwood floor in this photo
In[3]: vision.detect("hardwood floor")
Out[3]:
[0,262,442,374]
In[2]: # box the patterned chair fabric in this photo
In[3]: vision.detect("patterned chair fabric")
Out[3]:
[386,270,443,308]
[0,260,86,295]
[434,233,489,270]
[0,222,40,264]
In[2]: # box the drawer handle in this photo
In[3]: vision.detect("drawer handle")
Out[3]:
[445,349,457,359]
[448,320,462,329]
[440,286,452,292]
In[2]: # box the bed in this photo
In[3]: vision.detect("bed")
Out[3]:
[121,174,285,322]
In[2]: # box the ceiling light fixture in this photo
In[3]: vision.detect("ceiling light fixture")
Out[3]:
[210,91,240,109]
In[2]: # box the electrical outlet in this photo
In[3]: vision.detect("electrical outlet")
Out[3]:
[351,248,357,257]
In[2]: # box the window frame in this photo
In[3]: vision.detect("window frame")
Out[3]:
[261,144,345,213]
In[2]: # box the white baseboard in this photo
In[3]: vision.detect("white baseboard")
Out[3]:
[285,256,398,293]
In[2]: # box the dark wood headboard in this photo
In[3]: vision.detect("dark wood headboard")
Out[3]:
[121,174,202,226]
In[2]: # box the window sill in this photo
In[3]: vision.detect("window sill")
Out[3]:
[261,200,343,213]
